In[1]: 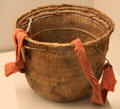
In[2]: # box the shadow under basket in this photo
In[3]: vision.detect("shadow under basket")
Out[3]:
[16,4,114,102]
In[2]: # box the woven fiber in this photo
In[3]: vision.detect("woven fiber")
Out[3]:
[16,4,115,102]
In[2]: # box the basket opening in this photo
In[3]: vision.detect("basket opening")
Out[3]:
[16,5,113,45]
[26,14,108,44]
[32,28,96,43]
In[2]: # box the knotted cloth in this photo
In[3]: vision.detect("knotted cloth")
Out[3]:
[5,29,27,76]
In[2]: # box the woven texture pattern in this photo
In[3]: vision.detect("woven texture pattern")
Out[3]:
[16,4,115,102]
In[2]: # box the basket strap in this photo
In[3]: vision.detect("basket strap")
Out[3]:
[5,28,28,76]
[72,38,116,105]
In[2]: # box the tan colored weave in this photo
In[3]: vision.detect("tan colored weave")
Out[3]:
[16,4,114,102]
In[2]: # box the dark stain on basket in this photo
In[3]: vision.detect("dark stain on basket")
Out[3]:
[51,85,66,101]
[50,81,71,101]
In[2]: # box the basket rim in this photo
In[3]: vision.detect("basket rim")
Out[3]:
[16,4,115,48]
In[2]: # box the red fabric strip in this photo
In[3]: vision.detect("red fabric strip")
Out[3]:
[101,62,117,103]
[5,28,28,76]
[72,38,116,104]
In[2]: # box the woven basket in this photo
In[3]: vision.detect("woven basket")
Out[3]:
[16,4,114,102]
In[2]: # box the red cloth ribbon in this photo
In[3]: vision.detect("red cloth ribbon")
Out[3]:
[5,28,28,77]
[72,38,117,105]
[101,62,117,103]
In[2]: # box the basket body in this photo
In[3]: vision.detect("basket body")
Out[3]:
[16,4,114,102]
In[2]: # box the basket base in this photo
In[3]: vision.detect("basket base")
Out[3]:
[25,73,92,102]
